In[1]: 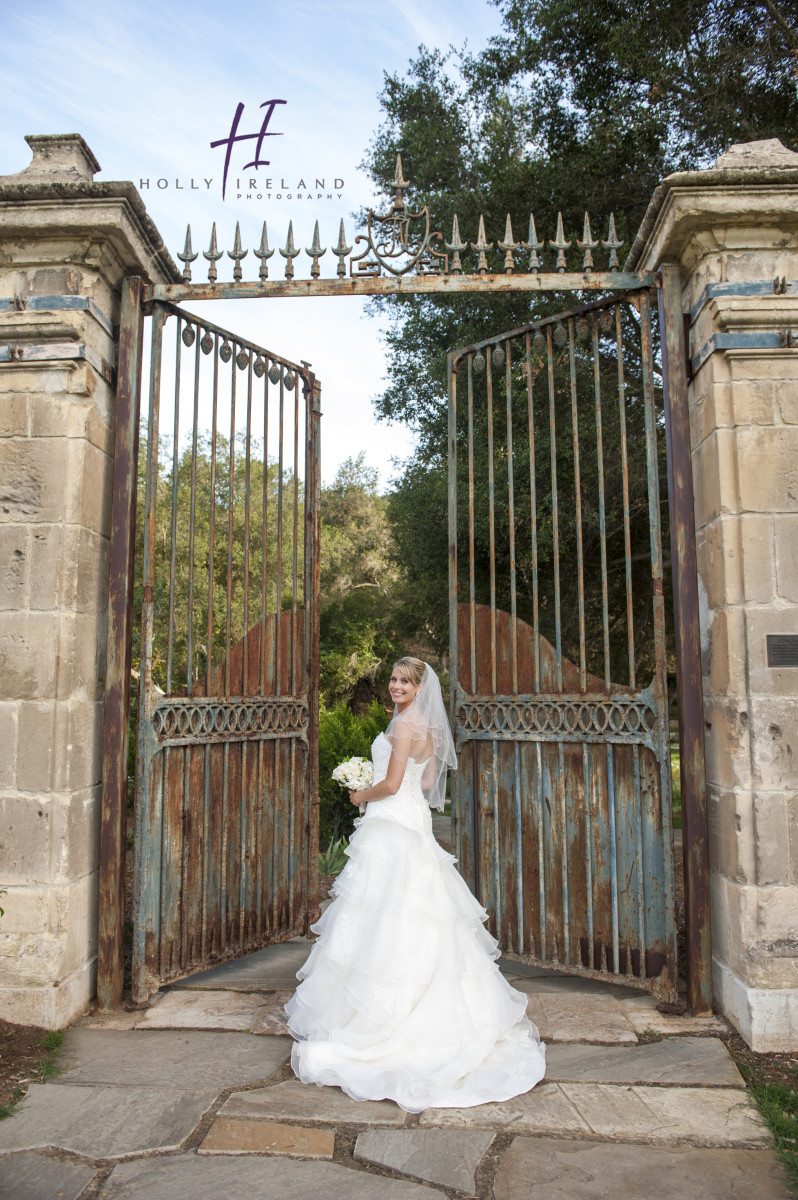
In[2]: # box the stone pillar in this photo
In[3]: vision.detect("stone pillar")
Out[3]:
[0,135,177,1028]
[628,139,798,1051]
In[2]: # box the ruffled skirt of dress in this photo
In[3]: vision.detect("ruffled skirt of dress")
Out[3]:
[285,808,546,1112]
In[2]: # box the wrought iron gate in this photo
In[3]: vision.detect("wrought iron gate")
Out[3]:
[131,301,320,1002]
[447,290,678,1001]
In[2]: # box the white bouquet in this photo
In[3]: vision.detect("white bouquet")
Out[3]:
[332,756,374,815]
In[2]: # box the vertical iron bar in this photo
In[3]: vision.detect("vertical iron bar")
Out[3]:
[616,304,636,687]
[607,744,620,972]
[659,264,712,1014]
[558,741,570,962]
[304,375,322,932]
[292,373,300,693]
[275,374,285,688]
[526,332,540,692]
[186,325,201,688]
[547,326,562,689]
[568,318,586,690]
[447,352,459,727]
[487,355,497,693]
[243,354,253,694]
[514,742,524,954]
[633,743,646,972]
[205,336,220,693]
[467,355,476,693]
[505,343,518,693]
[224,351,237,694]
[582,744,594,959]
[536,742,546,958]
[259,371,270,693]
[98,276,144,1009]
[592,312,611,689]
[166,315,182,694]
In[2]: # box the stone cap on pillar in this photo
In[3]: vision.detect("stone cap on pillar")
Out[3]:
[626,138,798,275]
[0,134,101,184]
[0,132,180,286]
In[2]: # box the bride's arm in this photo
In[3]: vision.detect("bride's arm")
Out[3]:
[348,738,411,806]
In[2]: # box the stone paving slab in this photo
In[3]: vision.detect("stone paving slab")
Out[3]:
[420,1082,769,1146]
[0,1150,95,1200]
[101,1156,446,1199]
[0,1083,216,1158]
[523,992,638,1043]
[505,971,645,999]
[619,995,730,1036]
[135,988,267,1030]
[220,1079,407,1125]
[56,1029,291,1089]
[355,1128,494,1193]
[200,1117,335,1158]
[545,1037,744,1086]
[251,991,293,1035]
[492,1136,791,1199]
[169,938,312,992]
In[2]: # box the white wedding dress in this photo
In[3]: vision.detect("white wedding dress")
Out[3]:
[285,732,546,1111]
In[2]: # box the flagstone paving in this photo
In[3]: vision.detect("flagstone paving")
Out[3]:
[0,931,790,1199]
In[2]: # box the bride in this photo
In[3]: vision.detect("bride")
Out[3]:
[285,656,546,1112]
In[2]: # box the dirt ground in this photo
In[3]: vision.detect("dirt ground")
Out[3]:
[0,1020,55,1112]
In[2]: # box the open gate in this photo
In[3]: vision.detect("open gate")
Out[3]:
[447,290,678,1002]
[131,301,321,1002]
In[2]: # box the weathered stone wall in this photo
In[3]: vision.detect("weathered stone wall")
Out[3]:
[0,135,177,1027]
[629,139,798,1051]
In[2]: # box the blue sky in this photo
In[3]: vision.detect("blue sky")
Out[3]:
[2,0,505,486]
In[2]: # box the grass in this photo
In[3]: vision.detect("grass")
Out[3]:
[0,1029,65,1121]
[752,1082,798,1189]
[0,1087,24,1121]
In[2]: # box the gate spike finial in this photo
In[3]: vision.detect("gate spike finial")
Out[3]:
[332,219,352,278]
[550,212,571,273]
[576,212,599,273]
[203,222,223,282]
[177,224,198,282]
[392,153,409,209]
[470,215,494,275]
[521,214,545,273]
[305,220,327,279]
[279,221,301,279]
[227,221,248,282]
[445,214,467,275]
[602,213,623,272]
[497,214,519,274]
[254,222,274,281]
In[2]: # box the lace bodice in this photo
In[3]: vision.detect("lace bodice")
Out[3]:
[366,733,432,833]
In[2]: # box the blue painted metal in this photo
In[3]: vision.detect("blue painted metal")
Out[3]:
[448,291,678,1000]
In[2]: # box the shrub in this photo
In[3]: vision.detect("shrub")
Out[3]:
[319,700,390,845]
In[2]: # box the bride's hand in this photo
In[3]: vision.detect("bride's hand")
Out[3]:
[349,790,363,807]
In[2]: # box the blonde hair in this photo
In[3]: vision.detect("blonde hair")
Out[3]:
[392,656,426,687]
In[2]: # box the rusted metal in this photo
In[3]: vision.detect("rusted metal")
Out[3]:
[130,301,320,1002]
[659,264,713,1015]
[98,276,145,1009]
[448,294,678,1001]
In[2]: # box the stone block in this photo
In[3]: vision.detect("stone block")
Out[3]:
[63,437,111,535]
[617,995,729,1035]
[748,697,798,789]
[714,957,798,1052]
[101,1157,443,1200]
[0,1149,95,1200]
[707,606,748,696]
[200,1118,335,1158]
[355,1128,494,1192]
[737,426,798,512]
[753,792,791,886]
[492,1137,792,1200]
[689,379,733,447]
[219,1079,406,1125]
[521,990,637,1043]
[691,428,740,526]
[0,438,69,523]
[712,874,798,989]
[55,612,102,699]
[0,524,29,609]
[0,393,29,436]
[703,698,752,790]
[739,514,775,602]
[17,700,54,792]
[135,989,268,1032]
[0,1082,217,1157]
[30,394,113,455]
[544,1037,742,1086]
[775,514,798,601]
[789,790,798,885]
[696,515,743,609]
[746,607,798,696]
[708,786,755,883]
[0,701,18,787]
[250,990,293,1034]
[50,788,100,881]
[51,699,103,792]
[0,611,58,699]
[0,794,51,881]
[29,523,62,610]
[776,378,798,424]
[729,378,777,426]
[59,1029,292,1089]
